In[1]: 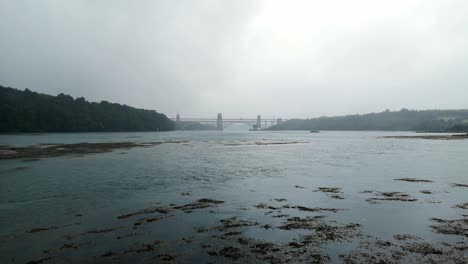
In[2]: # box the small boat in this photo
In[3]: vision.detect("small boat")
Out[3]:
[309,130,320,133]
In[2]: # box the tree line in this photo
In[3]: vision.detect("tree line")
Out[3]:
[268,109,468,132]
[0,86,174,133]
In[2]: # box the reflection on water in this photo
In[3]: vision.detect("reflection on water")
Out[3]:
[0,131,467,263]
[223,123,252,131]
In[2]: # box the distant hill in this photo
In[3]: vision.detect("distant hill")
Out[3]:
[268,109,468,132]
[0,86,174,133]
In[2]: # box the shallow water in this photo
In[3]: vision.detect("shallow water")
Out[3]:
[0,131,466,263]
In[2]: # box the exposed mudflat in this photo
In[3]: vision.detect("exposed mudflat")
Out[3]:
[11,185,467,264]
[430,218,468,237]
[452,183,468,188]
[223,140,309,146]
[363,191,418,204]
[394,178,433,183]
[419,190,433,194]
[315,187,342,193]
[3,177,466,263]
[0,141,189,160]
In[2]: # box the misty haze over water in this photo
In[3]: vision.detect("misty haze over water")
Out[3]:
[1,1,468,118]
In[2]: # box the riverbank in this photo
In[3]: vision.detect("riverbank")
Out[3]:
[380,133,468,140]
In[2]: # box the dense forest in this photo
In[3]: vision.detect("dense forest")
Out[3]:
[0,86,174,133]
[268,109,468,132]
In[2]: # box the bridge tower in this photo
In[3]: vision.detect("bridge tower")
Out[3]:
[257,115,261,129]
[217,113,223,131]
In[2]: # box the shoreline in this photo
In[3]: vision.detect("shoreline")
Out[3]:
[380,134,468,140]
[0,141,189,160]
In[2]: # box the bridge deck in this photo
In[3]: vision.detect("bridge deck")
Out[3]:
[171,118,279,121]
[171,116,285,130]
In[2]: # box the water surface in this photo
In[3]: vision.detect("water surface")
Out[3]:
[0,131,466,263]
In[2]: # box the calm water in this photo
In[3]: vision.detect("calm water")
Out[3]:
[0,131,466,263]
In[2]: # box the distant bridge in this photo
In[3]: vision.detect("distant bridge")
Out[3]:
[171,113,284,130]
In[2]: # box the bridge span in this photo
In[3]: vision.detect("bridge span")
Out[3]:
[171,113,284,130]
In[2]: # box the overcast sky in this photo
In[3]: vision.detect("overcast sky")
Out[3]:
[1,1,467,119]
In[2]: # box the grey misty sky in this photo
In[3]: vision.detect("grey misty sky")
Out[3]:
[0,0,467,119]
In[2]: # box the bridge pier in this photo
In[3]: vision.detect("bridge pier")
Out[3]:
[257,115,261,129]
[217,113,223,131]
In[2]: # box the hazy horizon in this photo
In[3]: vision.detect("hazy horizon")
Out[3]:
[1,0,467,119]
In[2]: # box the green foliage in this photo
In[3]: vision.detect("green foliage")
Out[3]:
[269,109,468,132]
[0,86,175,133]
